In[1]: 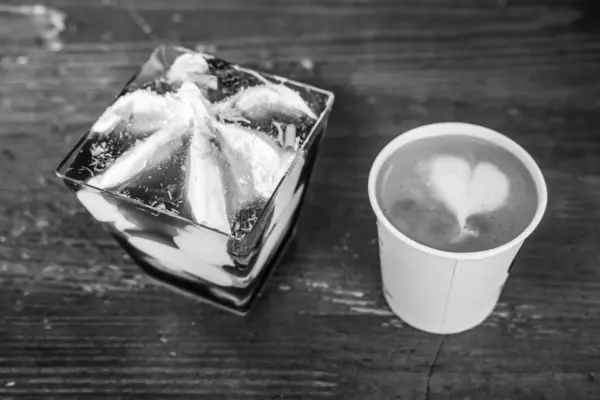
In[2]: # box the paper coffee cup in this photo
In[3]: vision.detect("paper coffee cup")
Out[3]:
[368,122,548,335]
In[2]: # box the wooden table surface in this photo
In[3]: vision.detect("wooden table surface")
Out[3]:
[1,0,599,399]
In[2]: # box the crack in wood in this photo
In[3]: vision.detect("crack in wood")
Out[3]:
[122,1,160,42]
[425,336,445,400]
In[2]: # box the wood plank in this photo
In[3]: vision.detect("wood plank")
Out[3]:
[0,0,599,398]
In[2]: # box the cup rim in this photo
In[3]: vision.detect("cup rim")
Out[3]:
[368,122,548,261]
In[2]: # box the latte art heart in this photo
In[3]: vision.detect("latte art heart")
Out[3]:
[425,155,510,242]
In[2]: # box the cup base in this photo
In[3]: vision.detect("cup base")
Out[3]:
[114,220,299,316]
[383,290,495,335]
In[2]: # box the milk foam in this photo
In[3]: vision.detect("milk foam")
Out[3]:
[423,154,510,243]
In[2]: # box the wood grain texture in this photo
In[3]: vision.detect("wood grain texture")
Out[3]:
[0,0,599,399]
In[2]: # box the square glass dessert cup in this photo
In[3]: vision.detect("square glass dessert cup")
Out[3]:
[55,45,335,314]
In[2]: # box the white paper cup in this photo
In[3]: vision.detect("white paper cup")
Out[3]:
[368,122,548,335]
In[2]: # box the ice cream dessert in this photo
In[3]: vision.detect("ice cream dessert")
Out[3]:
[55,45,335,312]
